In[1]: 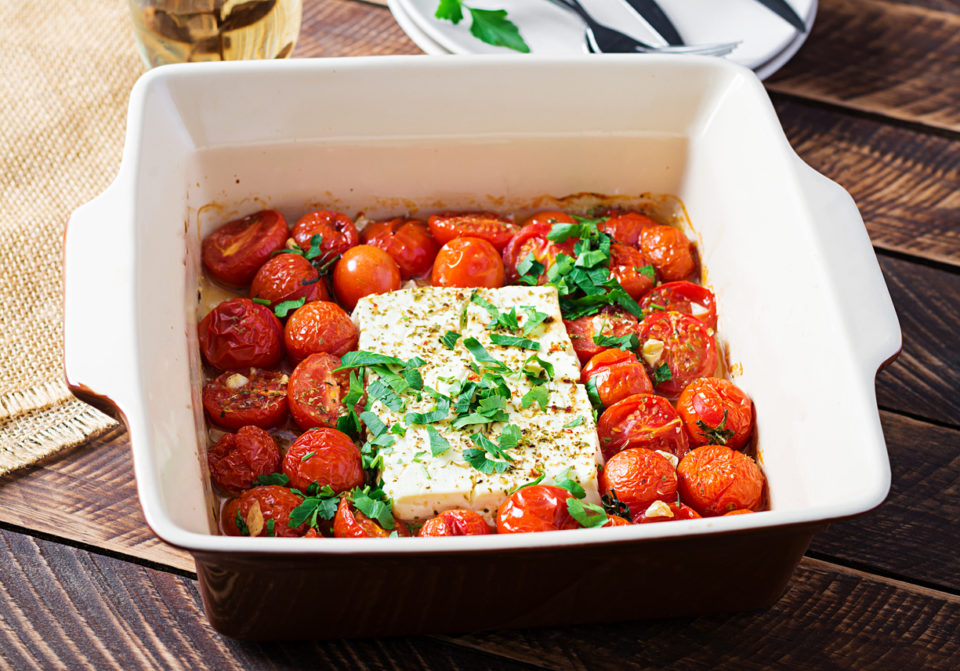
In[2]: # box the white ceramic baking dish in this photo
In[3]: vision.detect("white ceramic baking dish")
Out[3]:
[63,55,900,639]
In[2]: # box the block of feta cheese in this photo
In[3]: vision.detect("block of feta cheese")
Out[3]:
[352,286,603,525]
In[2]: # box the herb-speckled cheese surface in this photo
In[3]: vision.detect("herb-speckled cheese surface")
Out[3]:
[352,286,603,524]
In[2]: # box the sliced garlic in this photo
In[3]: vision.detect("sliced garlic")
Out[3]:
[285,236,300,250]
[644,500,674,519]
[641,339,665,367]
[224,373,249,390]
[655,450,679,469]
[245,500,265,537]
[690,302,709,316]
[278,374,289,385]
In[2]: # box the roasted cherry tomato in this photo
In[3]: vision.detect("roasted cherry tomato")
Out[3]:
[250,253,330,308]
[597,393,689,461]
[641,281,717,330]
[333,497,411,538]
[201,209,288,287]
[287,353,350,430]
[502,217,577,284]
[639,224,696,281]
[677,377,754,450]
[418,509,492,536]
[581,348,653,409]
[284,300,359,361]
[607,242,657,301]
[282,427,364,493]
[496,485,579,534]
[361,217,439,279]
[203,368,289,430]
[292,210,359,260]
[639,311,718,397]
[563,306,639,366]
[600,448,678,519]
[431,237,505,288]
[602,515,633,527]
[220,485,306,537]
[635,501,702,524]
[331,244,402,311]
[207,425,282,495]
[724,509,754,516]
[427,211,519,252]
[198,298,285,371]
[599,211,658,247]
[677,445,765,516]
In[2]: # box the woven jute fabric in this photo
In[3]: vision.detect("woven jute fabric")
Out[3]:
[0,0,146,475]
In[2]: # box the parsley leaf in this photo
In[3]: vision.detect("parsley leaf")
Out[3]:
[251,297,271,306]
[256,472,290,486]
[555,468,586,498]
[636,264,656,280]
[405,391,451,425]
[424,424,450,456]
[304,233,324,261]
[467,7,529,53]
[490,333,540,350]
[343,370,365,407]
[520,306,549,336]
[592,329,639,351]
[367,378,406,412]
[235,510,250,536]
[337,409,362,439]
[350,487,396,530]
[300,451,315,462]
[566,498,609,528]
[508,472,545,495]
[463,337,510,373]
[288,485,339,529]
[522,354,554,384]
[359,410,387,437]
[274,297,305,319]
[652,363,673,384]
[336,351,406,371]
[516,253,545,285]
[434,0,464,22]
[585,377,603,411]
[440,330,462,350]
[563,416,584,429]
[521,385,549,411]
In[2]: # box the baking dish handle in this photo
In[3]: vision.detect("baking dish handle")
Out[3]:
[791,158,902,377]
[63,178,139,421]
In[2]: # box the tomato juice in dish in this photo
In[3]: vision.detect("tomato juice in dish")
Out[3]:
[196,204,767,538]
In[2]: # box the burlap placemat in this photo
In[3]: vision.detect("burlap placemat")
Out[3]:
[0,0,146,475]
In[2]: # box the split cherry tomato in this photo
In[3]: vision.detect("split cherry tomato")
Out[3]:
[333,497,411,538]
[250,253,330,308]
[600,448,678,519]
[502,217,577,284]
[635,501,702,524]
[677,377,754,450]
[282,427,364,493]
[331,244,402,312]
[639,311,718,398]
[427,211,519,251]
[597,393,689,461]
[203,368,289,430]
[202,209,288,287]
[287,353,351,430]
[418,509,492,536]
[284,300,359,361]
[292,210,359,260]
[207,425,282,495]
[221,486,306,537]
[602,515,632,527]
[677,445,765,516]
[639,225,697,281]
[608,242,656,301]
[431,237,505,288]
[581,348,653,409]
[641,281,717,330]
[198,298,285,371]
[496,485,579,534]
[361,217,439,279]
[600,211,658,247]
[563,306,639,365]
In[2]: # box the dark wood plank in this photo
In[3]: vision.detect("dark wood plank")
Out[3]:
[0,527,536,670]
[776,98,960,267]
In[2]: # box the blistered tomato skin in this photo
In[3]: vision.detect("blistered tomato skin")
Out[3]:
[502,217,577,284]
[496,485,579,534]
[198,298,285,371]
[282,428,364,493]
[333,497,411,538]
[607,242,656,301]
[287,353,351,431]
[602,515,633,527]
[250,253,330,307]
[597,393,689,461]
[202,368,289,430]
[641,281,718,330]
[361,217,439,279]
[599,211,659,247]
[639,311,718,398]
[418,509,492,536]
[283,300,359,361]
[332,245,402,312]
[427,212,519,252]
[207,425,282,495]
[640,225,697,281]
[677,377,754,450]
[636,501,702,524]
[581,348,654,408]
[600,448,678,519]
[677,445,765,516]
[431,237,505,288]
[221,486,306,537]
[563,306,640,366]
[292,210,359,259]
[201,210,289,287]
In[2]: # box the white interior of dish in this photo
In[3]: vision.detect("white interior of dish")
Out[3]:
[118,56,892,549]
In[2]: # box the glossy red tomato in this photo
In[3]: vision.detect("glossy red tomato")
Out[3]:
[331,245,402,311]
[431,237,505,288]
[282,428,364,493]
[361,217,439,279]
[496,485,579,534]
[677,445,765,516]
[641,281,717,330]
[599,211,659,247]
[638,311,718,397]
[418,509,492,536]
[287,353,350,430]
[597,393,689,461]
[600,448,678,519]
[502,218,577,284]
[639,225,696,281]
[198,298,285,371]
[724,509,754,516]
[292,210,359,260]
[563,306,639,365]
[581,348,653,408]
[203,368,289,430]
[221,485,306,537]
[207,425,282,495]
[201,210,288,287]
[635,501,702,524]
[332,497,411,538]
[602,515,633,527]
[607,242,657,301]
[283,300,359,361]
[250,253,330,308]
[677,377,754,450]
[427,211,519,252]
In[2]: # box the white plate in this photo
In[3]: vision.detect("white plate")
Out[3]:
[395,0,815,71]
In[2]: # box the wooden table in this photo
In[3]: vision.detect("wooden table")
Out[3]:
[2,0,958,667]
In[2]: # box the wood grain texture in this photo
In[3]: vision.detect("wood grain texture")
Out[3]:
[297,0,421,58]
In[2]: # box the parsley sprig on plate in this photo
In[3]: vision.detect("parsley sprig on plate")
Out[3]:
[434,0,529,53]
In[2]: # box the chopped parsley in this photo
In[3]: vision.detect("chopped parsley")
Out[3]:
[440,330,462,350]
[462,337,510,374]
[251,297,271,306]
[256,472,290,486]
[424,425,451,456]
[520,385,549,411]
[555,468,586,499]
[434,0,530,53]
[349,486,396,530]
[274,297,305,319]
[585,377,603,410]
[652,363,673,384]
[300,451,315,462]
[563,416,585,429]
[516,252,545,285]
[566,498,609,528]
[490,333,540,350]
[508,472,545,495]
[288,485,339,529]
